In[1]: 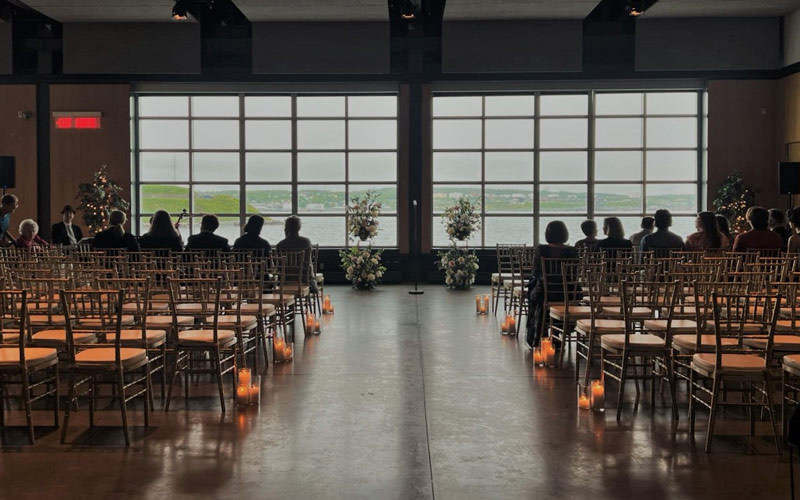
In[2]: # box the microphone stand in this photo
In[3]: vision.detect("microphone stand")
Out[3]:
[409,199,424,295]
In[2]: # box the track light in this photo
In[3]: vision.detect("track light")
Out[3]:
[625,1,645,17]
[172,1,188,21]
[400,0,416,20]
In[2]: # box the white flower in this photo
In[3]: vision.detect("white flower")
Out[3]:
[368,273,375,281]
[371,258,378,264]
[347,266,353,274]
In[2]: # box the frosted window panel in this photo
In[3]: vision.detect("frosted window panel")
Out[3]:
[433,152,481,182]
[297,120,346,150]
[297,185,346,213]
[432,185,482,213]
[671,217,697,239]
[540,119,588,149]
[301,217,345,246]
[349,216,397,247]
[348,120,397,149]
[646,151,697,181]
[349,153,397,182]
[298,153,345,182]
[297,96,345,117]
[245,120,291,150]
[540,152,587,181]
[595,93,643,116]
[595,184,642,213]
[261,217,288,245]
[139,97,188,117]
[646,184,697,213]
[617,217,642,239]
[484,96,535,116]
[192,120,239,150]
[140,120,189,149]
[484,217,533,245]
[540,94,588,116]
[539,185,587,213]
[193,153,239,182]
[192,216,241,242]
[191,96,238,117]
[245,153,291,182]
[140,152,189,182]
[433,220,481,247]
[432,96,482,117]
[595,118,643,148]
[539,217,585,245]
[484,185,533,213]
[244,96,292,117]
[192,185,241,214]
[595,151,642,181]
[485,119,534,149]
[646,92,697,115]
[646,118,697,148]
[433,120,481,149]
[485,152,533,181]
[246,185,292,214]
[348,96,397,117]
[140,184,189,214]
[350,186,397,213]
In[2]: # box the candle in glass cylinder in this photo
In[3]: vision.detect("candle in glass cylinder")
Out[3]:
[506,316,516,334]
[501,320,508,332]
[483,294,490,311]
[579,394,591,410]
[475,295,481,313]
[238,367,251,388]
[236,384,249,406]
[306,313,315,331]
[284,345,293,361]
[323,295,332,313]
[590,380,605,411]
[541,339,555,366]
[314,320,321,333]
[249,376,261,405]
[274,338,286,362]
[533,347,544,365]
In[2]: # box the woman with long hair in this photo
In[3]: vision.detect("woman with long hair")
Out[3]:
[596,217,632,256]
[715,215,734,249]
[139,210,183,251]
[686,211,728,250]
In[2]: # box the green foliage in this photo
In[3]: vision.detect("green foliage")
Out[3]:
[76,165,129,235]
[712,170,757,234]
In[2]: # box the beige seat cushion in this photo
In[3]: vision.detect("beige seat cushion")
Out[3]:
[601,333,666,351]
[491,273,513,284]
[107,329,167,347]
[240,303,276,315]
[706,321,763,334]
[315,273,325,284]
[0,347,58,368]
[672,334,738,352]
[32,329,95,345]
[146,315,194,327]
[28,314,67,326]
[279,284,310,296]
[176,303,216,314]
[599,296,621,305]
[75,347,147,367]
[783,354,800,372]
[78,315,135,327]
[575,319,625,335]
[643,319,698,333]
[744,335,800,351]
[178,329,236,347]
[692,353,766,374]
[261,294,296,306]
[601,306,652,318]
[776,320,799,332]
[205,315,258,329]
[123,301,169,313]
[549,304,592,320]
[1,333,20,344]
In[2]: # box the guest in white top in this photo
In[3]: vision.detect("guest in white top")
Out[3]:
[50,205,84,246]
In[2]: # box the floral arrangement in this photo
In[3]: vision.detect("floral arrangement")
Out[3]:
[347,190,382,241]
[437,247,480,289]
[339,246,386,289]
[441,197,480,241]
[712,169,758,234]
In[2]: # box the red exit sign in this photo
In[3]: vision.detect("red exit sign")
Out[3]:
[53,112,102,129]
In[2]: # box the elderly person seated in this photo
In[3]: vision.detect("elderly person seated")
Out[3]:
[15,219,49,249]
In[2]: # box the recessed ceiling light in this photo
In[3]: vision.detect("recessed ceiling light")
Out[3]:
[172,1,188,21]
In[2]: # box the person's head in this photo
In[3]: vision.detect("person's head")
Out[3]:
[641,216,655,230]
[244,215,264,236]
[603,217,625,239]
[284,215,301,237]
[769,208,785,229]
[61,205,76,224]
[109,210,126,227]
[696,211,721,247]
[580,220,597,238]
[790,208,800,231]
[200,214,219,233]
[654,209,672,230]
[1,194,18,215]
[18,219,37,240]
[746,206,769,230]
[716,214,731,235]
[544,220,569,245]
[149,210,178,237]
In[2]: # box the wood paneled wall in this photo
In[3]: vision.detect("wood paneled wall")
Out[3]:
[0,85,37,231]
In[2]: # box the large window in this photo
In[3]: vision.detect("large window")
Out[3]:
[431,91,704,247]
[134,94,398,247]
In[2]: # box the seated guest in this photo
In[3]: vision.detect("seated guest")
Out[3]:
[685,211,729,251]
[630,216,655,248]
[574,220,598,251]
[732,206,784,252]
[233,215,271,254]
[0,194,19,247]
[186,214,231,251]
[769,208,791,246]
[596,217,632,255]
[92,210,140,251]
[276,215,317,292]
[15,219,49,249]
[640,209,685,254]
[139,210,183,252]
[716,215,734,249]
[525,221,578,350]
[51,205,83,246]
[788,208,800,253]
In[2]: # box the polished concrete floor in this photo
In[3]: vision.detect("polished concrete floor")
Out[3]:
[0,285,791,499]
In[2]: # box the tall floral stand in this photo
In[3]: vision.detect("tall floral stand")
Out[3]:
[438,197,480,290]
[340,191,386,290]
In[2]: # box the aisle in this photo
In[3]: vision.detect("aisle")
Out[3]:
[0,285,789,499]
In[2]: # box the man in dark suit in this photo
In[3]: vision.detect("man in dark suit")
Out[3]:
[51,205,84,246]
[186,214,230,251]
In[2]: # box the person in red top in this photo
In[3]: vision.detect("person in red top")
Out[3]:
[732,206,784,252]
[15,219,49,249]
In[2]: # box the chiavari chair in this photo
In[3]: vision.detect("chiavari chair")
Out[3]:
[507,247,536,327]
[575,271,626,384]
[262,254,296,343]
[274,248,313,333]
[493,244,523,315]
[545,259,588,367]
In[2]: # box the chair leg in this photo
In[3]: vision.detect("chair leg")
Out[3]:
[764,372,782,456]
[666,355,679,421]
[689,369,696,436]
[705,374,721,453]
[61,372,76,444]
[20,370,34,444]
[53,366,60,428]
[782,370,788,443]
[617,353,629,421]
[160,344,167,405]
[117,368,130,446]
[165,351,181,412]
[144,363,151,429]
[88,376,96,427]
[213,347,226,413]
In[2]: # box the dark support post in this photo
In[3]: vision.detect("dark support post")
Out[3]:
[36,83,50,241]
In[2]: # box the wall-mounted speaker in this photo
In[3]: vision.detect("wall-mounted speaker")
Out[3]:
[0,157,15,189]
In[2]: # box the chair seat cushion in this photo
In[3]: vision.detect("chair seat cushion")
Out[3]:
[75,347,147,367]
[692,353,766,374]
[744,335,800,351]
[601,306,652,318]
[0,347,58,368]
[599,296,621,305]
[706,320,763,334]
[491,273,513,284]
[575,319,626,335]
[601,333,666,351]
[205,315,258,329]
[1,333,20,344]
[240,303,276,315]
[32,329,95,345]
[783,354,800,372]
[28,314,66,326]
[176,303,216,314]
[643,319,698,333]
[316,273,325,284]
[549,304,592,320]
[107,329,167,347]
[279,284,310,296]
[146,315,194,327]
[178,329,236,347]
[261,294,296,306]
[123,302,169,313]
[78,315,135,327]
[776,320,799,332]
[672,334,738,352]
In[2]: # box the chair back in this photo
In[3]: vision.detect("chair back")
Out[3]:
[0,290,27,364]
[61,289,125,365]
[710,290,779,367]
[167,277,222,341]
